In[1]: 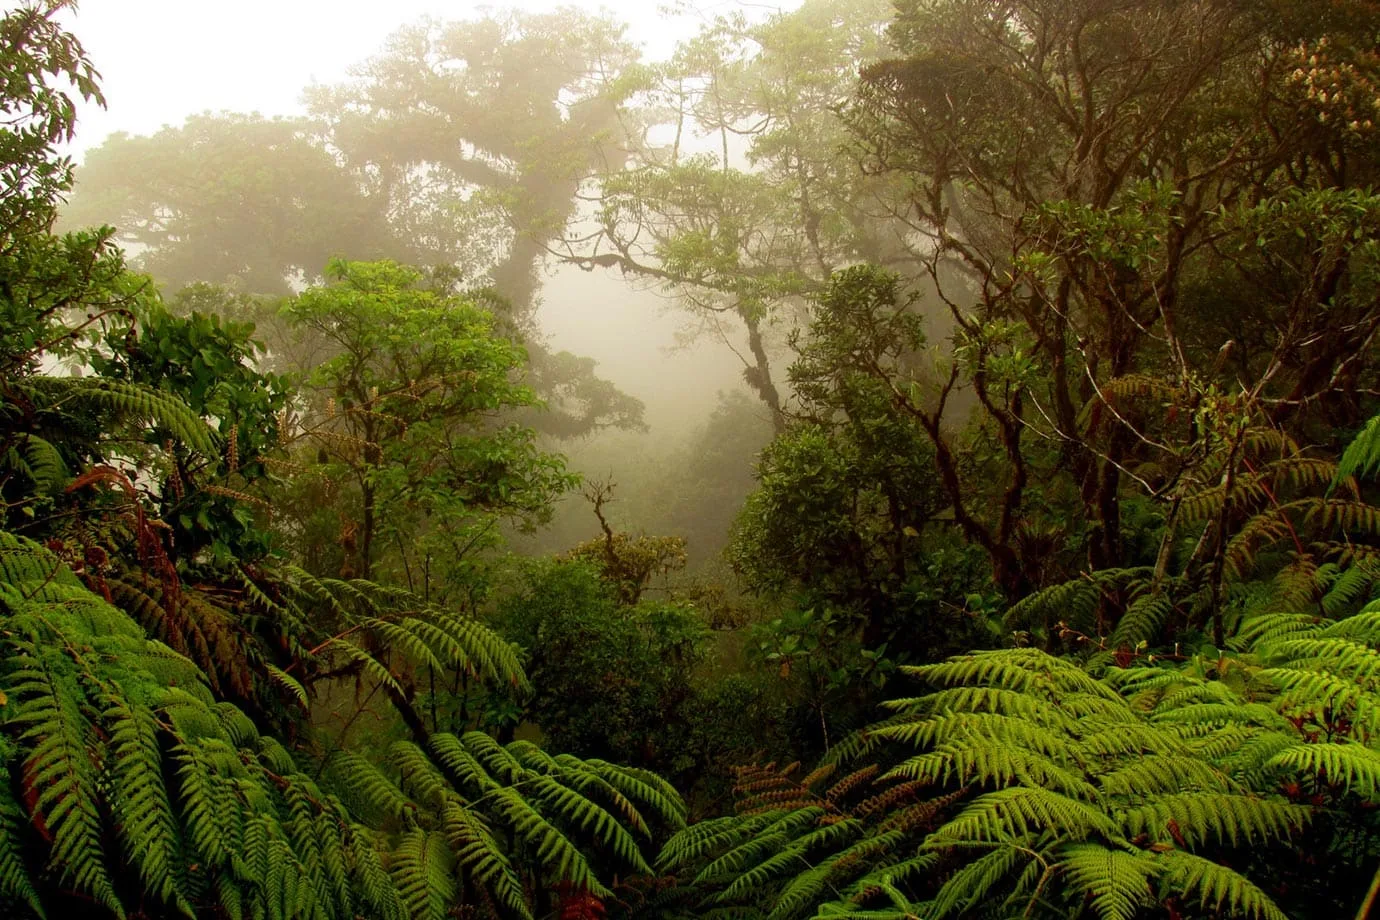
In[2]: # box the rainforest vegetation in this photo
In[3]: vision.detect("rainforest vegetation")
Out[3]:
[4,0,1380,917]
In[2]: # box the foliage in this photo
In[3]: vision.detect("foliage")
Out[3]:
[61,113,393,295]
[651,609,1380,920]
[0,531,686,920]
[281,259,576,591]
[0,530,397,920]
[834,0,1380,594]
[0,11,690,916]
[493,561,708,770]
[570,0,907,424]
[729,267,1004,719]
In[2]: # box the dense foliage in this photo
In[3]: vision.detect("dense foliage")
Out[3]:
[6,0,1380,917]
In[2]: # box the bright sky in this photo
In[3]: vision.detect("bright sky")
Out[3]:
[63,0,785,156]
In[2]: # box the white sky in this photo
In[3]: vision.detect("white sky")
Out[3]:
[62,0,784,155]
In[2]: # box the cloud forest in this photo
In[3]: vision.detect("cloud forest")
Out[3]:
[4,0,1380,918]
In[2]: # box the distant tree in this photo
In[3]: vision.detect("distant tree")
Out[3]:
[306,8,649,318]
[568,0,908,427]
[62,113,395,295]
[62,10,655,439]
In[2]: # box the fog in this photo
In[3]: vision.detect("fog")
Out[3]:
[63,0,770,418]
[55,0,874,566]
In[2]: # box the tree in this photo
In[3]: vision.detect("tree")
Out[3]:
[64,109,648,438]
[839,0,1380,592]
[568,0,910,428]
[1,10,685,917]
[282,259,575,591]
[62,113,396,295]
[305,8,647,319]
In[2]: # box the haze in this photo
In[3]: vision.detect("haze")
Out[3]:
[62,0,796,541]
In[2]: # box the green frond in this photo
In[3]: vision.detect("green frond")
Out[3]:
[8,649,123,916]
[1235,612,1324,649]
[905,648,1121,703]
[104,697,193,914]
[1156,849,1289,920]
[263,664,308,708]
[1118,792,1309,848]
[694,809,826,884]
[486,785,608,895]
[439,803,529,920]
[926,786,1116,844]
[5,433,68,496]
[1110,590,1179,649]
[714,820,858,905]
[1058,844,1155,920]
[658,815,769,872]
[1096,753,1235,797]
[1335,412,1380,486]
[871,706,1073,750]
[525,772,652,872]
[1004,576,1100,630]
[0,777,42,918]
[925,844,1033,919]
[1321,608,1380,643]
[1151,703,1290,733]
[390,828,456,920]
[328,751,416,824]
[391,741,452,809]
[1268,742,1380,796]
[766,822,882,920]
[426,733,501,796]
[29,376,218,456]
[326,638,405,696]
[887,737,1097,800]
[348,827,406,920]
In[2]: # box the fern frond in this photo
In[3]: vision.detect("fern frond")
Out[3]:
[0,776,42,918]
[440,803,529,920]
[925,843,1033,919]
[1268,742,1380,796]
[1156,849,1289,920]
[104,696,192,914]
[8,647,123,915]
[1118,792,1309,847]
[390,828,456,920]
[30,376,218,456]
[1335,412,1380,486]
[926,786,1116,844]
[1058,844,1155,920]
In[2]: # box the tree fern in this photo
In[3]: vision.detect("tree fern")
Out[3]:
[0,530,397,918]
[655,645,1349,920]
[21,375,219,457]
[326,728,684,920]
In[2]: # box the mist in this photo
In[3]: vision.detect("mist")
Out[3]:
[59,0,806,566]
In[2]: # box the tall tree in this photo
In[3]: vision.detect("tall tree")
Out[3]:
[567,0,910,428]
[306,8,648,319]
[282,259,575,591]
[838,0,1380,591]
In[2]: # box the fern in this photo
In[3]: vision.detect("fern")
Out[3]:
[328,730,679,918]
[0,531,394,919]
[661,644,1354,920]
[23,376,219,457]
[1336,412,1380,486]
